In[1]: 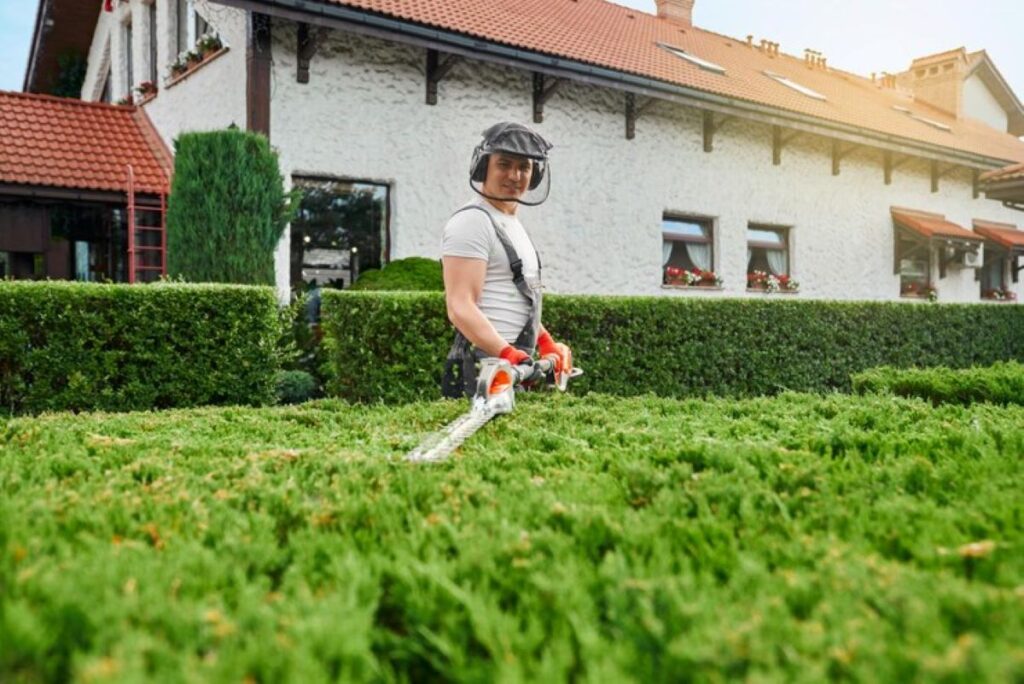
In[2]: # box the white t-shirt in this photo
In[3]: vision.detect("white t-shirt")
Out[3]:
[441,198,540,343]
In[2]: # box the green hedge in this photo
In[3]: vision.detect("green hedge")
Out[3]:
[321,292,1024,403]
[350,257,443,291]
[0,282,280,415]
[852,362,1024,406]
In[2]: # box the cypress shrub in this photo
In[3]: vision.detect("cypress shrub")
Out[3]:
[852,362,1024,406]
[350,257,443,291]
[166,128,298,284]
[0,281,279,415]
[320,292,1024,403]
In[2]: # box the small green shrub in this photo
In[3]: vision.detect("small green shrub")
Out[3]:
[275,370,318,404]
[0,281,279,415]
[349,257,443,291]
[852,361,1024,406]
[319,292,1024,403]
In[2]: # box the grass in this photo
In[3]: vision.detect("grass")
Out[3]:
[2,392,1023,682]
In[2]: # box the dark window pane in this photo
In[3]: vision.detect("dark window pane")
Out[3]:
[290,178,389,291]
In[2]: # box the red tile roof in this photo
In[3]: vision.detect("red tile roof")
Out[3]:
[973,220,1024,250]
[981,162,1024,183]
[318,0,1024,163]
[0,91,171,195]
[892,208,981,242]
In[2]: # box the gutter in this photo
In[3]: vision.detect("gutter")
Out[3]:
[215,0,1018,170]
[23,0,50,92]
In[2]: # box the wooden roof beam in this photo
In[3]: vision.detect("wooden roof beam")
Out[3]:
[426,49,461,105]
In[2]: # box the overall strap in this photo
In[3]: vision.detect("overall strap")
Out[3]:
[452,205,541,306]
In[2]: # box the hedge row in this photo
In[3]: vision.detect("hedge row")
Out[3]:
[0,282,280,415]
[321,292,1024,403]
[852,361,1024,406]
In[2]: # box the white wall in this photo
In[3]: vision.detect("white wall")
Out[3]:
[964,73,1009,134]
[268,24,1024,304]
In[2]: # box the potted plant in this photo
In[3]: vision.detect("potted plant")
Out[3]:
[115,94,133,106]
[185,49,203,67]
[197,32,223,57]
[901,281,938,301]
[134,81,157,98]
[169,55,188,77]
[981,287,1018,302]
[747,270,799,293]
[664,266,723,287]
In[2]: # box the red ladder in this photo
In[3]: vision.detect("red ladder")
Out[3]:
[125,164,168,284]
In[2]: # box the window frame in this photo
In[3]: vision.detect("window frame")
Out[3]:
[289,175,393,292]
[894,227,934,298]
[746,223,792,286]
[147,1,158,84]
[661,214,717,287]
[123,18,134,93]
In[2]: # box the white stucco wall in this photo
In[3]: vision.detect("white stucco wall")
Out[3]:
[268,24,1024,304]
[964,74,1009,134]
[81,0,247,150]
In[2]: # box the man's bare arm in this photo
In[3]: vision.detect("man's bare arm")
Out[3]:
[443,256,509,357]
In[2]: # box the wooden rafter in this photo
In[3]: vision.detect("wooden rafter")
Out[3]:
[533,73,563,124]
[931,161,958,193]
[883,151,912,185]
[625,93,656,140]
[296,23,321,84]
[703,111,732,153]
[831,140,858,176]
[425,49,461,105]
[771,126,801,166]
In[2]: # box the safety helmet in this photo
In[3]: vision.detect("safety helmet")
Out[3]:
[469,122,553,205]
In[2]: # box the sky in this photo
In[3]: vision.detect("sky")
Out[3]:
[1,0,1022,99]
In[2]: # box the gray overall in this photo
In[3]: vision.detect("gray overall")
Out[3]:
[441,205,543,399]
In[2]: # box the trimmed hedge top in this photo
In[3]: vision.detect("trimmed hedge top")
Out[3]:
[320,291,1024,403]
[0,281,280,415]
[350,257,444,291]
[853,362,1024,406]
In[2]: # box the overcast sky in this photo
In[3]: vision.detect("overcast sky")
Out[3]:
[2,0,1022,99]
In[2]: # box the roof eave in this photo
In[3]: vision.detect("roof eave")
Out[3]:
[23,0,49,92]
[212,0,1022,170]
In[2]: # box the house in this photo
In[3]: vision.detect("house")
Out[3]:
[0,90,171,281]
[18,0,1024,302]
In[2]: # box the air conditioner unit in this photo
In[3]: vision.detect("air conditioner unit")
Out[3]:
[963,250,982,269]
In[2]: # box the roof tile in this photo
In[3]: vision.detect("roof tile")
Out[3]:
[0,90,170,194]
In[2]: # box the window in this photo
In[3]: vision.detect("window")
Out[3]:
[124,19,134,91]
[195,10,209,41]
[176,0,190,55]
[896,234,931,297]
[662,216,717,286]
[0,252,8,278]
[148,2,158,83]
[659,44,726,75]
[764,71,827,101]
[100,68,112,103]
[747,225,792,288]
[979,246,1009,299]
[290,177,390,291]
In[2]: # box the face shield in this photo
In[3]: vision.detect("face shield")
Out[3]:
[469,122,553,206]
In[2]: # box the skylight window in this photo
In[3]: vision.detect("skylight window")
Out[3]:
[659,44,726,75]
[763,71,827,101]
[891,105,952,132]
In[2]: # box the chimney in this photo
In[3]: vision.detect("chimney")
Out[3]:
[904,48,968,118]
[655,0,695,25]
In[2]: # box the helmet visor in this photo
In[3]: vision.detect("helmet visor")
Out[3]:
[470,157,551,206]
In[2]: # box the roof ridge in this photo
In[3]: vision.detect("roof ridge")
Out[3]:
[0,89,136,113]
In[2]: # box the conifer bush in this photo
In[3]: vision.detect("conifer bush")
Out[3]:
[852,361,1024,406]
[166,128,298,284]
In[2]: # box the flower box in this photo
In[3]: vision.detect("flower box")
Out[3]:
[900,282,937,301]
[981,288,1017,302]
[664,266,723,288]
[747,271,799,293]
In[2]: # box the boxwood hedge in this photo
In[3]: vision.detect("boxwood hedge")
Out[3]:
[0,281,279,415]
[321,292,1024,403]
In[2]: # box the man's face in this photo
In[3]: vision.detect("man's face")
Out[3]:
[482,152,533,199]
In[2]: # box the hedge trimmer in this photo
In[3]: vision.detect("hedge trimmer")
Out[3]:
[406,356,583,463]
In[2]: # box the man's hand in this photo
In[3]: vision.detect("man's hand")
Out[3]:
[499,345,532,366]
[537,331,571,373]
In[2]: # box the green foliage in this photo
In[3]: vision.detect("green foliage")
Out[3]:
[166,129,299,284]
[853,361,1024,406]
[1,393,1023,680]
[320,292,1024,403]
[350,257,443,291]
[275,370,318,405]
[0,281,279,415]
[50,52,87,98]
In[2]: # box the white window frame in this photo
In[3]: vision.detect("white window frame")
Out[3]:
[658,43,726,75]
[764,71,827,101]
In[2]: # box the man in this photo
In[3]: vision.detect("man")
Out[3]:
[440,122,571,399]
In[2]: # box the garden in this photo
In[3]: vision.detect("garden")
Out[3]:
[2,129,1023,681]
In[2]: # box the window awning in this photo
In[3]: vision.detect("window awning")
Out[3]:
[891,208,982,243]
[973,220,1024,252]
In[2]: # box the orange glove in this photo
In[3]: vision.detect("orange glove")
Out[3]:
[499,345,531,366]
[537,331,571,373]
